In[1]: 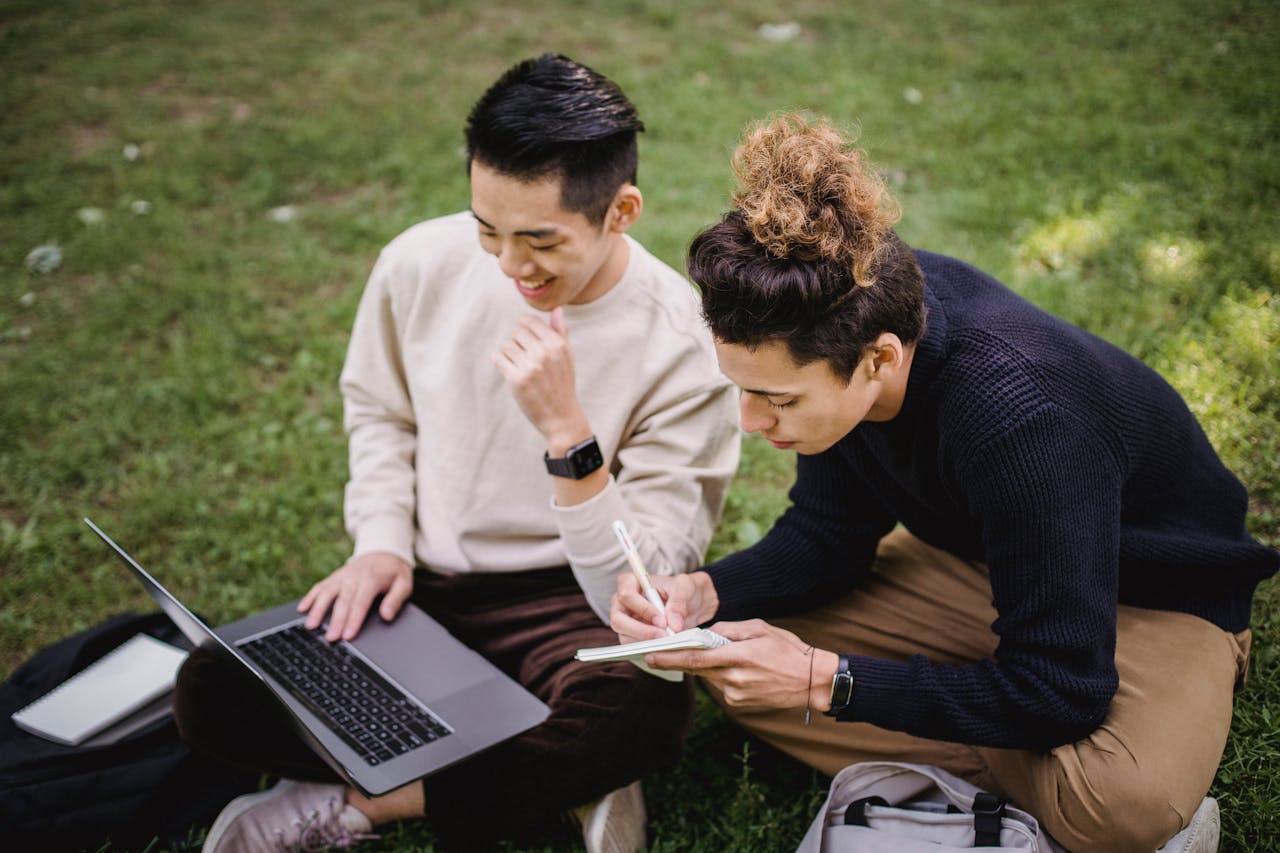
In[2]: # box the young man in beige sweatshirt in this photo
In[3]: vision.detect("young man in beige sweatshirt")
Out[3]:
[178,54,740,852]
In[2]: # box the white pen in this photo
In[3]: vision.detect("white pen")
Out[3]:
[612,520,676,636]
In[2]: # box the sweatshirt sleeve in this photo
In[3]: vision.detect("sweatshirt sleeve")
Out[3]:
[706,447,897,620]
[558,379,741,622]
[338,255,419,569]
[840,403,1123,749]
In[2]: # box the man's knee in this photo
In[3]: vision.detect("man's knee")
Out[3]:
[1035,750,1187,852]
[172,646,239,747]
[172,645,319,776]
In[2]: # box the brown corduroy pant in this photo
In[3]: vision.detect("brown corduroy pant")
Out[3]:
[705,528,1251,853]
[174,566,694,851]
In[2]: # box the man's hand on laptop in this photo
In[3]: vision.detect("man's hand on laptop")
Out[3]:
[298,551,413,642]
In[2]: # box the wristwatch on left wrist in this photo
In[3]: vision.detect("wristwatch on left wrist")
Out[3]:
[826,654,854,716]
[544,435,604,480]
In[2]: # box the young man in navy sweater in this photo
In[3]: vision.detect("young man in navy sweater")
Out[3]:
[611,114,1278,852]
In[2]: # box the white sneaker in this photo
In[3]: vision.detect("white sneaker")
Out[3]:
[202,779,377,852]
[571,780,647,853]
[1156,797,1220,853]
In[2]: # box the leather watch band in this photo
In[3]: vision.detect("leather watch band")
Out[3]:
[826,654,854,716]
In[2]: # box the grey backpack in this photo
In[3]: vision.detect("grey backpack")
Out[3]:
[797,760,1061,852]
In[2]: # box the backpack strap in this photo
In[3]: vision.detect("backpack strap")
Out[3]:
[972,791,1007,846]
[842,795,890,826]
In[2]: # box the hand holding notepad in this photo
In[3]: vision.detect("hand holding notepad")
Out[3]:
[575,627,732,663]
[575,628,732,681]
[592,520,732,680]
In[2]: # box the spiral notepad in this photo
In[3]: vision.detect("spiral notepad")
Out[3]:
[574,627,731,663]
[574,627,731,682]
[11,632,188,746]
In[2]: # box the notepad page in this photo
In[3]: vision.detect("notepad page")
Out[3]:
[11,632,188,746]
[574,628,731,683]
[574,627,731,662]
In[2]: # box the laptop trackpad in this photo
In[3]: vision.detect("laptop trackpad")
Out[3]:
[433,676,549,746]
[348,605,491,703]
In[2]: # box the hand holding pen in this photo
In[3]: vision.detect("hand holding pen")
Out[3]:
[612,520,676,637]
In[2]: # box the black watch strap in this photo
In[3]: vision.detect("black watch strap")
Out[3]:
[826,654,854,716]
[544,436,604,480]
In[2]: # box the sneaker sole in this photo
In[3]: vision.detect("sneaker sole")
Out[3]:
[1181,797,1220,853]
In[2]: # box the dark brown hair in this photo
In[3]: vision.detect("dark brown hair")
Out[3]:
[688,114,924,379]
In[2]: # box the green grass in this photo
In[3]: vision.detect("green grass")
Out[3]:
[2,0,1277,849]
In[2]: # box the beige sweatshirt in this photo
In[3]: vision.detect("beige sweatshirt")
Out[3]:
[339,212,741,620]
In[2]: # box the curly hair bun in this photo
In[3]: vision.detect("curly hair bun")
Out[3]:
[732,113,899,287]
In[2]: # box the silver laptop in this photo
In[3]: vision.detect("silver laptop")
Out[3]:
[85,517,550,798]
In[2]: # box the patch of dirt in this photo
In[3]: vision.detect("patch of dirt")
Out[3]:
[0,504,28,527]
[67,122,112,159]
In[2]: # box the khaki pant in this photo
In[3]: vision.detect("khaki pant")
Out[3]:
[706,529,1251,852]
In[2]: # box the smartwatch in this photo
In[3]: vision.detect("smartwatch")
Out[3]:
[544,436,604,480]
[826,654,854,716]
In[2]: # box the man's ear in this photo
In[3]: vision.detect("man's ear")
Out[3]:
[866,332,906,379]
[607,185,643,233]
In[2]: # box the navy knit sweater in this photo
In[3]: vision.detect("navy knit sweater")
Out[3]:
[705,250,1278,751]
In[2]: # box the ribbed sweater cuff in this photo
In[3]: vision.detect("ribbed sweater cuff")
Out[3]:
[837,654,916,728]
[554,476,629,569]
[351,515,416,569]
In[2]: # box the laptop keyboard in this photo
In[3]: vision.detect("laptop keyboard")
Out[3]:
[238,623,452,766]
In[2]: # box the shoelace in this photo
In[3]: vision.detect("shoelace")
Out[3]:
[274,797,379,852]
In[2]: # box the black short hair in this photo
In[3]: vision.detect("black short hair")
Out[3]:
[465,54,644,224]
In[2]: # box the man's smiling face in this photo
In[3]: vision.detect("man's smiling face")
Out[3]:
[469,160,628,310]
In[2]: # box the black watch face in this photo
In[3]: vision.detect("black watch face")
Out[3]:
[570,441,604,477]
